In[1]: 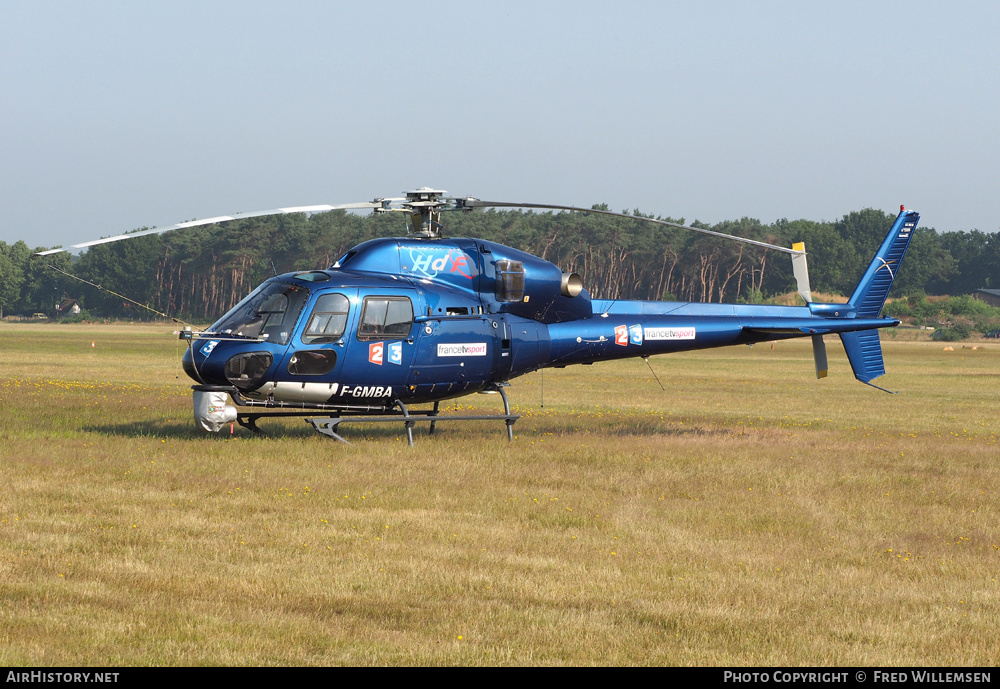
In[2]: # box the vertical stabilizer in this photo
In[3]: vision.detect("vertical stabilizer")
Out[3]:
[849,209,920,317]
[838,208,919,391]
[839,329,886,385]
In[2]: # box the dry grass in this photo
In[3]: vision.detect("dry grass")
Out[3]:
[769,291,849,306]
[0,323,997,666]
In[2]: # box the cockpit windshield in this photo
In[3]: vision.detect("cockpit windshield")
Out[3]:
[209,281,310,346]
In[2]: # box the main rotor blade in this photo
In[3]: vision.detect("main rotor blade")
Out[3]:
[34,200,396,256]
[457,199,801,256]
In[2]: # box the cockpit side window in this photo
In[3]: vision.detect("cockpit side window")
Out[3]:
[358,296,413,340]
[302,293,351,344]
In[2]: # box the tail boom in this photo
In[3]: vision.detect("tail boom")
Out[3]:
[544,208,918,388]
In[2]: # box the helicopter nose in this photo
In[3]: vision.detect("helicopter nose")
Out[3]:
[181,346,225,385]
[181,347,202,383]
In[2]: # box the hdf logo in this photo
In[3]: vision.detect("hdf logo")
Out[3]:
[408,248,477,280]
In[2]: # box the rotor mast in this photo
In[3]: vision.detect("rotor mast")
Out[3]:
[393,187,450,238]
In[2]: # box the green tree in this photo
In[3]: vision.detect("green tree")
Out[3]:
[75,234,162,318]
[19,246,75,315]
[0,243,23,316]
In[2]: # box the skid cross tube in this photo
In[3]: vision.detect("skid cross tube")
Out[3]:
[306,389,518,446]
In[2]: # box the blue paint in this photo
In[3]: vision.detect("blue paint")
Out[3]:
[182,210,920,406]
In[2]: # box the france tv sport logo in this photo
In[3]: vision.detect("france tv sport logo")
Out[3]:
[437,343,488,357]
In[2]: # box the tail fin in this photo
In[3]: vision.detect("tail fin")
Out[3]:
[848,208,920,317]
[839,329,889,389]
[839,207,920,391]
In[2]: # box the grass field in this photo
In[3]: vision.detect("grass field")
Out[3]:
[1,323,997,666]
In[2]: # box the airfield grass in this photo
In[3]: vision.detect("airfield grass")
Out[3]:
[0,323,997,666]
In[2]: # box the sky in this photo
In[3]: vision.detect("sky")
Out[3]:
[2,0,998,249]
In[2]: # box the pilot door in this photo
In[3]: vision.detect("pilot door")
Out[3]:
[270,289,358,403]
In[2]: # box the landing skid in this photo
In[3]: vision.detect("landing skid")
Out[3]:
[231,387,518,446]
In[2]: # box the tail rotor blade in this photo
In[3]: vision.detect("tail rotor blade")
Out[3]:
[812,334,828,379]
[791,242,811,304]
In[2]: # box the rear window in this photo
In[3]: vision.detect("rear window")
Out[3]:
[358,296,413,340]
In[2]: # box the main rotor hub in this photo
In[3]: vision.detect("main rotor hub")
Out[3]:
[402,188,449,238]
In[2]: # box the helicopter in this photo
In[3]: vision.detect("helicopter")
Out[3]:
[37,188,919,444]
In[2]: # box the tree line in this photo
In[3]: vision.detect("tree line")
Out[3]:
[1,206,997,322]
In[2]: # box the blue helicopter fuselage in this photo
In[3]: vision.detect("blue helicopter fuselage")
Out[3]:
[182,225,904,407]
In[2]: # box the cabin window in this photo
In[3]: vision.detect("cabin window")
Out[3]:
[224,351,273,390]
[210,281,309,346]
[294,271,331,282]
[302,293,350,344]
[358,296,413,340]
[287,350,338,376]
[495,260,525,302]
